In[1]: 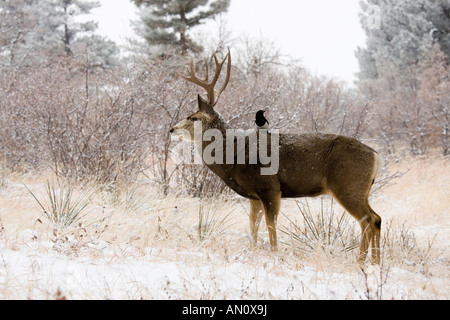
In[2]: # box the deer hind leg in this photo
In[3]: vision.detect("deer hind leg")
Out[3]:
[249,199,264,249]
[360,207,381,265]
[334,197,381,264]
[370,207,382,264]
[260,191,282,251]
[358,213,372,264]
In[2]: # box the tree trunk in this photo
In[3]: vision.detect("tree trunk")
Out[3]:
[179,10,188,56]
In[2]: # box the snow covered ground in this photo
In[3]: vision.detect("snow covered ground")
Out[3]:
[1,236,446,300]
[0,157,449,300]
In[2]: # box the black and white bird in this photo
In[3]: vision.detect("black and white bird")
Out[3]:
[255,110,269,130]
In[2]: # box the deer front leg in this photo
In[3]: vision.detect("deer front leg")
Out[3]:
[249,199,264,249]
[260,191,282,251]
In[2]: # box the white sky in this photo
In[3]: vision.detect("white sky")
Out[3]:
[92,0,367,84]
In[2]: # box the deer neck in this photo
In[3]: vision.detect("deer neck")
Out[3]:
[193,112,230,151]
[206,112,230,132]
[195,112,235,172]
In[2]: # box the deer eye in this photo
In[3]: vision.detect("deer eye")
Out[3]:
[190,117,198,121]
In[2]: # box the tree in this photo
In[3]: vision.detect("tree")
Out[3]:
[132,0,230,57]
[417,43,450,155]
[0,0,35,66]
[356,0,449,87]
[425,0,450,60]
[356,1,450,156]
[0,0,119,68]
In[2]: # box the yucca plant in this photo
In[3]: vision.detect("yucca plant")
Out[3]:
[197,197,235,242]
[26,180,95,228]
[99,181,149,213]
[281,198,360,255]
[0,159,9,191]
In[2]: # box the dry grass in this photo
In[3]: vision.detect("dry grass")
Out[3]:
[0,156,448,299]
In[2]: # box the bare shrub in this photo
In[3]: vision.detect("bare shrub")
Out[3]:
[0,55,154,184]
[417,44,450,156]
[359,44,450,156]
[0,44,401,196]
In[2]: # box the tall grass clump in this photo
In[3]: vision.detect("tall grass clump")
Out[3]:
[26,180,95,228]
[97,181,150,213]
[0,157,10,191]
[197,197,235,242]
[382,220,439,270]
[281,198,360,256]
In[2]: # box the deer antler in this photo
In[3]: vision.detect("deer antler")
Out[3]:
[178,48,231,106]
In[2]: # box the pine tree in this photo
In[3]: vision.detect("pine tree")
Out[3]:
[356,0,449,87]
[425,0,450,59]
[132,0,230,57]
[0,0,36,66]
[0,0,119,68]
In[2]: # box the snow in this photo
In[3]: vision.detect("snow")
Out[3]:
[0,244,331,299]
[1,157,448,300]
[0,237,444,300]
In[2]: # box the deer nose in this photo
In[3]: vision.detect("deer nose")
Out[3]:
[169,128,174,134]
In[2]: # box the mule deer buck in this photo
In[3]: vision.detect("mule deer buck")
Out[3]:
[170,49,383,264]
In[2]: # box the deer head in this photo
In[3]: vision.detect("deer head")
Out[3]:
[170,48,231,142]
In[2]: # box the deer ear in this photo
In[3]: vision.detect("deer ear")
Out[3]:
[197,94,213,112]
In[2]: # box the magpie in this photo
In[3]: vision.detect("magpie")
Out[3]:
[255,110,269,130]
